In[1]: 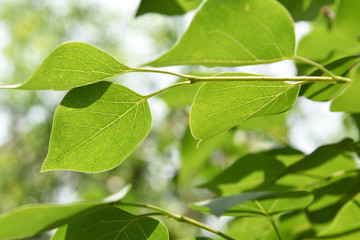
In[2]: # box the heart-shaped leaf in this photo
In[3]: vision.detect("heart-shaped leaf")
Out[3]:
[0,42,132,91]
[41,81,151,172]
[190,73,300,141]
[51,207,169,240]
[148,0,295,67]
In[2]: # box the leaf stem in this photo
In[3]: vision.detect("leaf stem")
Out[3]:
[144,81,192,99]
[255,200,282,240]
[132,67,195,80]
[133,67,351,83]
[294,56,352,83]
[115,201,235,240]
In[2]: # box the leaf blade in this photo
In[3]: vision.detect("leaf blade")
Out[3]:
[51,207,169,240]
[41,82,151,172]
[0,42,131,91]
[0,188,129,240]
[189,73,300,141]
[148,0,295,67]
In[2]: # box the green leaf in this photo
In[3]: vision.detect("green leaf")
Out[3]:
[306,174,360,231]
[238,112,289,143]
[200,148,304,195]
[227,191,313,217]
[0,203,103,240]
[51,207,168,240]
[265,211,316,240]
[148,0,295,67]
[296,0,360,74]
[275,138,357,189]
[178,127,231,184]
[190,191,312,217]
[136,0,202,16]
[300,54,360,102]
[227,217,272,240]
[315,195,360,240]
[190,191,271,216]
[0,42,131,91]
[41,81,151,172]
[0,187,129,240]
[179,237,212,240]
[331,66,360,112]
[190,73,300,141]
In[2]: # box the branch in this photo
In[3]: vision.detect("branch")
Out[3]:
[132,67,351,84]
[115,201,235,240]
[255,200,282,240]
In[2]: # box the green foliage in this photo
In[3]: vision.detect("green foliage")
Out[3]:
[0,187,129,239]
[1,0,360,239]
[42,82,151,172]
[0,42,131,91]
[300,54,360,101]
[191,191,313,217]
[331,66,360,112]
[51,207,168,240]
[148,0,295,67]
[190,73,300,141]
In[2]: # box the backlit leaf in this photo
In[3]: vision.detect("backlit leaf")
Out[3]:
[200,148,304,195]
[51,207,168,240]
[300,54,360,102]
[190,191,271,216]
[226,191,313,217]
[190,73,300,141]
[314,195,360,240]
[148,0,295,67]
[296,0,360,74]
[275,138,357,189]
[331,66,360,112]
[190,191,312,217]
[0,188,129,240]
[0,42,131,91]
[41,82,151,172]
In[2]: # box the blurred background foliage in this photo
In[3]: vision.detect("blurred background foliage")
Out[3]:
[0,0,359,239]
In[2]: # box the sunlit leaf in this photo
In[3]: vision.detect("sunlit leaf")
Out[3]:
[0,42,131,90]
[190,191,312,217]
[296,0,360,74]
[238,112,289,143]
[227,217,272,240]
[314,195,360,240]
[300,54,360,101]
[306,174,360,232]
[226,191,313,217]
[179,127,231,184]
[274,138,357,189]
[51,207,168,240]
[190,73,300,141]
[0,188,129,240]
[264,211,315,240]
[42,82,151,172]
[200,148,304,195]
[148,0,295,67]
[331,66,360,112]
[190,191,271,216]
